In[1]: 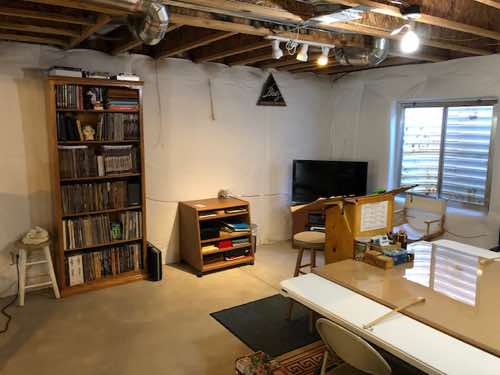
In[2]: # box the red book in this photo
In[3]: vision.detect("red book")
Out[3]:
[218,240,232,249]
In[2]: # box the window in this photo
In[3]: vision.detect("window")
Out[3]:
[398,100,496,208]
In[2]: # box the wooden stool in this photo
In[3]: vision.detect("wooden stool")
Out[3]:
[288,231,325,329]
[15,239,60,306]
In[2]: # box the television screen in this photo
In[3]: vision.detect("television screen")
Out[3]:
[292,160,368,204]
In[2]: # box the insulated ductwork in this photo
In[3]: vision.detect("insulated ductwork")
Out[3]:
[94,0,169,45]
[128,0,169,45]
[333,37,389,66]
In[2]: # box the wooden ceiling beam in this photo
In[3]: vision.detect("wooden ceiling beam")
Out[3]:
[471,0,500,10]
[0,6,94,25]
[258,56,308,69]
[111,24,182,55]
[330,0,500,41]
[23,0,129,15]
[154,28,237,59]
[323,57,421,74]
[66,14,112,49]
[0,32,67,47]
[225,49,272,66]
[194,38,270,63]
[0,21,79,38]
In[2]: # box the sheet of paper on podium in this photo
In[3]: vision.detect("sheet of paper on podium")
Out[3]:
[360,200,388,232]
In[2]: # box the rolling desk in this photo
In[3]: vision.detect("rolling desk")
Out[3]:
[280,240,500,375]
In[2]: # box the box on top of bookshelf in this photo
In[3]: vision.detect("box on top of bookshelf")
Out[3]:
[46,76,147,297]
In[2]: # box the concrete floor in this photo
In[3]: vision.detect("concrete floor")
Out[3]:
[0,241,324,375]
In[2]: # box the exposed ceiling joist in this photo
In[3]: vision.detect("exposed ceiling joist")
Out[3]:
[0,21,80,38]
[330,0,500,41]
[472,0,500,10]
[258,56,305,70]
[0,6,94,25]
[323,57,421,74]
[111,24,183,55]
[166,1,489,57]
[154,28,237,59]
[388,51,446,63]
[194,38,269,63]
[23,0,129,15]
[0,32,67,47]
[226,49,272,66]
[66,14,112,49]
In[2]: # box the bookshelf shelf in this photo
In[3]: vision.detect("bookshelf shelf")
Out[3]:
[198,211,249,221]
[56,109,140,113]
[46,77,147,296]
[180,197,254,276]
[60,173,141,183]
[58,140,140,146]
[202,243,252,256]
[62,205,142,218]
[64,238,143,252]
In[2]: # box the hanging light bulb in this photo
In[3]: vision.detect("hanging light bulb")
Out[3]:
[296,44,309,62]
[317,46,330,66]
[271,39,283,60]
[400,29,420,53]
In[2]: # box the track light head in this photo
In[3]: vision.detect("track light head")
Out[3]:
[296,44,309,62]
[271,39,284,60]
[400,29,420,53]
[317,46,330,66]
[401,4,422,20]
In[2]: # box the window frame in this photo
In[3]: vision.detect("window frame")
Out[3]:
[395,98,498,210]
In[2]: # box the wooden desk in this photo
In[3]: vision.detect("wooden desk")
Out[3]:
[280,240,500,374]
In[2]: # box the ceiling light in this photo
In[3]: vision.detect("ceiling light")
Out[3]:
[400,29,420,53]
[271,40,283,60]
[296,44,309,62]
[317,46,330,66]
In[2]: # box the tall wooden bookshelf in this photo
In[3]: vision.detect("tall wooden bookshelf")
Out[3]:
[179,197,254,276]
[46,76,147,297]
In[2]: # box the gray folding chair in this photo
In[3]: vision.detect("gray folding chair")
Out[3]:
[316,318,391,375]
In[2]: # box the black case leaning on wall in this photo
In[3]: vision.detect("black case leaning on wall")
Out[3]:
[147,242,163,281]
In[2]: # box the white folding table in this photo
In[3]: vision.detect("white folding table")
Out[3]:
[280,240,500,375]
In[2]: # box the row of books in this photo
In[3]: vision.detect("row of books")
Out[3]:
[61,181,141,215]
[62,211,142,250]
[56,112,139,142]
[58,145,139,178]
[56,84,84,110]
[96,113,140,141]
[65,243,142,286]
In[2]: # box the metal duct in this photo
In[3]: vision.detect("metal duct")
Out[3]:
[333,37,389,66]
[128,0,169,45]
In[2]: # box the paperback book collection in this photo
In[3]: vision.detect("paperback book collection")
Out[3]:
[56,84,84,110]
[61,181,140,215]
[58,145,139,178]
[56,112,139,142]
[62,211,142,250]
[65,243,142,286]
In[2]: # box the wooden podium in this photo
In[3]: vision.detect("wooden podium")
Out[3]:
[323,188,411,264]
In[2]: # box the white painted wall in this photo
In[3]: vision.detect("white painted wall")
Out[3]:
[329,54,500,249]
[0,43,334,296]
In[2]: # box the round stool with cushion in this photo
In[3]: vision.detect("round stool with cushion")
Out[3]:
[288,231,326,328]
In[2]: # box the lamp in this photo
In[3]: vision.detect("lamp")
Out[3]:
[317,46,330,66]
[296,44,309,62]
[271,39,283,60]
[400,29,420,53]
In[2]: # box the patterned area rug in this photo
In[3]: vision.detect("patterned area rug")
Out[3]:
[275,341,342,375]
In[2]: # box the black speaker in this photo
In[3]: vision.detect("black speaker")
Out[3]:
[147,242,163,281]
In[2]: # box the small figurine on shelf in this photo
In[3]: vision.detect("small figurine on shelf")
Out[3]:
[82,125,95,141]
[218,189,230,199]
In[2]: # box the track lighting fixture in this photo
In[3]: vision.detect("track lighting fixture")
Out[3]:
[271,39,284,60]
[390,24,420,54]
[317,46,330,66]
[296,44,309,62]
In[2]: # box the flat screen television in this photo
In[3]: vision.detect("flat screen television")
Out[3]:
[292,160,368,204]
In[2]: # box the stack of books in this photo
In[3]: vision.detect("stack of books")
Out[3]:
[106,87,139,111]
[232,237,251,246]
[223,222,250,233]
[201,244,219,255]
[65,243,142,286]
[49,66,83,78]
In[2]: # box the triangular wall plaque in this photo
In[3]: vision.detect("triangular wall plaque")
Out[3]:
[257,74,286,106]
